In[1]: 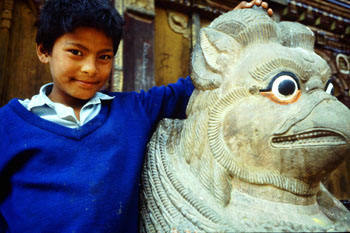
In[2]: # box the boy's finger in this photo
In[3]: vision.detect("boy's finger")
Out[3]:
[245,1,254,7]
[251,0,274,17]
[261,2,268,9]
[267,8,273,16]
[252,0,262,6]
[234,1,252,10]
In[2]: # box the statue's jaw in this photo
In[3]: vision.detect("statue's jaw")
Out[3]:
[271,129,347,148]
[231,177,317,205]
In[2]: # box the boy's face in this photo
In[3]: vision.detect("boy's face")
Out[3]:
[37,27,114,105]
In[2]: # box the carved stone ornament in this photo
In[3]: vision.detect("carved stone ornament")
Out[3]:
[0,0,14,30]
[168,12,190,40]
[140,8,350,232]
[125,0,155,15]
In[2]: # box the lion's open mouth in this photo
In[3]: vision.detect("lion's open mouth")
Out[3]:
[271,130,347,147]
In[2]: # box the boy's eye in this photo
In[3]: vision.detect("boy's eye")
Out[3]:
[260,71,301,105]
[99,55,112,60]
[69,49,82,56]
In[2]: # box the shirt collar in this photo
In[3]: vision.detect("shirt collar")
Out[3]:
[27,83,114,111]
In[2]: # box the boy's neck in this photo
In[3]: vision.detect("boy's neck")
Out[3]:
[48,92,89,120]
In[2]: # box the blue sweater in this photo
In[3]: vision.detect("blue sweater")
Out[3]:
[0,78,194,233]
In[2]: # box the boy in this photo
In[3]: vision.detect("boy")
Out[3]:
[0,0,272,232]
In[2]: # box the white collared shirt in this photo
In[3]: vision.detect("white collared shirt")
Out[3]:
[19,83,114,128]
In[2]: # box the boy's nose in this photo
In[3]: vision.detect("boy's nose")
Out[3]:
[81,57,97,76]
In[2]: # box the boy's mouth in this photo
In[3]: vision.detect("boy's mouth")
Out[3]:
[75,79,99,89]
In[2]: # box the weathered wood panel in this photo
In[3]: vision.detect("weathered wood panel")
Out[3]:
[123,11,155,92]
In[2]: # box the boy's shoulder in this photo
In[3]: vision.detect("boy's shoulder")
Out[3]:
[0,98,16,115]
[0,98,25,121]
[0,99,18,133]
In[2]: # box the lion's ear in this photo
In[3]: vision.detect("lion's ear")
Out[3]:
[191,28,242,90]
[200,28,241,73]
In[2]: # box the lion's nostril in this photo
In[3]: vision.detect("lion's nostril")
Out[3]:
[305,78,323,92]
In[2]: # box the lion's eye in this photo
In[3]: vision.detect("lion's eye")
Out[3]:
[325,78,334,96]
[272,75,298,99]
[260,72,301,105]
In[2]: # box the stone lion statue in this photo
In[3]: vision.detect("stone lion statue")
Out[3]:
[140,8,350,232]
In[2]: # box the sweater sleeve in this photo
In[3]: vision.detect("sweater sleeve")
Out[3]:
[138,76,194,125]
[0,106,10,232]
[0,213,7,232]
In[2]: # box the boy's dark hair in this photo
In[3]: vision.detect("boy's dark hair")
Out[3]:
[36,0,123,55]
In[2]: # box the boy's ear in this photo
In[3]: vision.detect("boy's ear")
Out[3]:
[36,44,49,63]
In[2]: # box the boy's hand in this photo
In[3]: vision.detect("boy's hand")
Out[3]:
[234,0,273,16]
